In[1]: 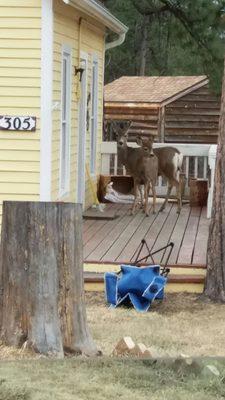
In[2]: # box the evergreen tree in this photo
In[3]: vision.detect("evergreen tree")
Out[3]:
[104,0,225,93]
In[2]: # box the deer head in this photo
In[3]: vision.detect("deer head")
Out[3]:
[114,121,132,148]
[136,135,155,157]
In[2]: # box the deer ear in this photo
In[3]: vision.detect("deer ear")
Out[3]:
[136,136,142,146]
[149,134,154,143]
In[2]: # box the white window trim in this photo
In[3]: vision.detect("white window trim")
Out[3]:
[90,54,99,177]
[76,51,88,204]
[40,0,53,201]
[59,44,72,198]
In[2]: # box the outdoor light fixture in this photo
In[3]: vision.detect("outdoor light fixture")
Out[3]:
[74,66,84,81]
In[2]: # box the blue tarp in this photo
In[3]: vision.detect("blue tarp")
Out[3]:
[105,265,167,312]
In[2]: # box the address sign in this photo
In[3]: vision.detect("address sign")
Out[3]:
[0,115,36,132]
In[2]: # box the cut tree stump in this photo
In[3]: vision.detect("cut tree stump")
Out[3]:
[0,201,98,357]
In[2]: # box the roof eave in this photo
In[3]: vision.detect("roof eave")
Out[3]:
[161,78,209,106]
[62,0,128,34]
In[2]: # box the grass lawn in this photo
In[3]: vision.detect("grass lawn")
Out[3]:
[86,292,225,357]
[0,358,225,400]
[0,292,225,399]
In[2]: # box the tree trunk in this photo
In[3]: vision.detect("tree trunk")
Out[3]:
[139,15,149,76]
[0,201,98,357]
[204,58,225,302]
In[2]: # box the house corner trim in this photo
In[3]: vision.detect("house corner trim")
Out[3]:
[40,0,53,201]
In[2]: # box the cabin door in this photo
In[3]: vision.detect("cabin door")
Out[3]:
[77,54,88,205]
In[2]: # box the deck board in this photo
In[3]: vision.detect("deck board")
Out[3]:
[83,204,128,259]
[151,204,180,264]
[177,207,201,265]
[137,203,173,262]
[83,203,209,266]
[163,204,191,264]
[116,204,160,263]
[83,219,96,234]
[85,204,131,261]
[83,204,121,245]
[102,210,147,262]
[192,207,210,264]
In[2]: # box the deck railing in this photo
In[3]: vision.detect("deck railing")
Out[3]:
[100,141,217,218]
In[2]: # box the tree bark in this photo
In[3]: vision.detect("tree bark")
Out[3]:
[0,201,98,357]
[139,15,150,76]
[204,58,225,302]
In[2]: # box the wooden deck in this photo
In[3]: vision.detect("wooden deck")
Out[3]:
[83,203,210,266]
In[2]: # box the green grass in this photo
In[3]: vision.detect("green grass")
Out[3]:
[0,358,225,400]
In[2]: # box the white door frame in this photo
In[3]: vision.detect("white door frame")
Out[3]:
[77,51,88,205]
[59,44,72,198]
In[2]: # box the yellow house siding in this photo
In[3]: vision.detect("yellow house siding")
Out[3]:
[52,0,105,208]
[81,23,105,208]
[0,1,41,221]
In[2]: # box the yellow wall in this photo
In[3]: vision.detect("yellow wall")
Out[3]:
[0,0,105,223]
[52,0,105,208]
[0,0,41,219]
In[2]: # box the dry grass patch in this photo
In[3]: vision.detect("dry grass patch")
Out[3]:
[0,358,225,400]
[85,292,225,357]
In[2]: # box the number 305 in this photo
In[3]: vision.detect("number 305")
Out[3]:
[0,116,36,131]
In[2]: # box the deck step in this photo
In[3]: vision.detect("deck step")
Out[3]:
[84,272,205,285]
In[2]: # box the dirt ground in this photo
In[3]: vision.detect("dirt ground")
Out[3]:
[85,291,225,357]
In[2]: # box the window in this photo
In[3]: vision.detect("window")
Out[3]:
[90,58,98,175]
[59,46,71,196]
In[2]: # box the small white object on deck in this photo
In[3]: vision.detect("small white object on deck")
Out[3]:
[105,182,135,204]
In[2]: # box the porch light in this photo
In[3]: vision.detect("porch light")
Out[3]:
[74,66,84,81]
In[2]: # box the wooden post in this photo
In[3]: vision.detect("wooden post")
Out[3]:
[189,179,208,206]
[0,201,98,357]
[158,106,165,142]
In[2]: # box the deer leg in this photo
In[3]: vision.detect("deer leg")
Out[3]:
[130,180,139,215]
[140,185,144,208]
[159,182,173,212]
[144,182,150,216]
[175,178,182,214]
[152,183,156,214]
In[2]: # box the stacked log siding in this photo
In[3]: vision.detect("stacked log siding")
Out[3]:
[165,86,220,143]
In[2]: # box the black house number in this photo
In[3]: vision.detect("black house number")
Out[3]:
[0,116,36,131]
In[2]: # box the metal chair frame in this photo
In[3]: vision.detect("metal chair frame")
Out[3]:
[130,239,174,277]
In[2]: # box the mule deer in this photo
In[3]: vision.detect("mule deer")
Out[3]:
[116,123,158,215]
[134,136,158,215]
[115,122,183,213]
[153,146,183,213]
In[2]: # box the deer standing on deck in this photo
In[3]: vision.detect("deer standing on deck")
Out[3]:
[116,122,183,214]
[153,144,183,213]
[116,124,158,215]
[132,136,158,215]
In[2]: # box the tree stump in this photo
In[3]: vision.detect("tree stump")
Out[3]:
[0,201,98,357]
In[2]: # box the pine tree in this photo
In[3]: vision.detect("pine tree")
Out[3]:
[104,0,225,93]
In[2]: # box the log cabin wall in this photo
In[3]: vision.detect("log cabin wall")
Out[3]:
[164,85,220,144]
[104,104,159,141]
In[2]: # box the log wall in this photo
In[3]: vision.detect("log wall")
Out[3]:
[104,84,220,143]
[164,86,220,144]
[104,104,159,141]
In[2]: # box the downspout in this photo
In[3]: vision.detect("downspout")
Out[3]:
[77,17,83,100]
[105,32,126,51]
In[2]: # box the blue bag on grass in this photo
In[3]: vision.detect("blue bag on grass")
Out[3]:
[105,265,167,312]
